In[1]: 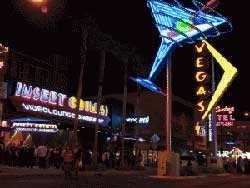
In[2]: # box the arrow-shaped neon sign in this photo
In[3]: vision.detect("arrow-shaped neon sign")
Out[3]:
[201,40,237,120]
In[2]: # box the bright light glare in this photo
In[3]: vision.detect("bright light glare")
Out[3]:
[0,61,3,69]
[30,0,46,3]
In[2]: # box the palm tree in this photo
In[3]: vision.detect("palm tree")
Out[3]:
[72,23,88,148]
[92,49,106,167]
[75,14,148,167]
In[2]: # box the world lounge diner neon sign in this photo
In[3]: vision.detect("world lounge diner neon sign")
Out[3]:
[14,82,109,125]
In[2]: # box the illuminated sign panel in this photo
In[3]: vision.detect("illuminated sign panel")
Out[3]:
[126,115,150,125]
[130,0,232,95]
[12,122,58,133]
[12,82,110,126]
[201,41,237,120]
[224,141,238,145]
[15,82,108,116]
[216,106,235,127]
[195,121,206,137]
[195,41,210,117]
[208,113,212,141]
[194,41,238,121]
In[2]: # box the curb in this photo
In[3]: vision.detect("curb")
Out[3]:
[0,172,62,177]
[148,173,232,179]
[148,175,207,179]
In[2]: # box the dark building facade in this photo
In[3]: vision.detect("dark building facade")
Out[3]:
[103,91,197,166]
[0,47,110,149]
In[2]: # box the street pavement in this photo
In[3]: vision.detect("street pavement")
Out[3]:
[1,165,250,188]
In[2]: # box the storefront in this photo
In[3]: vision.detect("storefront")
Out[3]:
[1,81,111,147]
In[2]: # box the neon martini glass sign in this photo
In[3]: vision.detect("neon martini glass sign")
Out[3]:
[131,0,234,120]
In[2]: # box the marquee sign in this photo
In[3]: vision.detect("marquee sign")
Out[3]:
[11,82,110,126]
[12,122,58,133]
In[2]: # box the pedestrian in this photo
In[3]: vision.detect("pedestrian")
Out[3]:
[237,156,244,175]
[37,145,48,169]
[244,157,250,174]
[72,145,83,177]
[102,150,110,168]
[187,160,194,176]
[63,147,74,180]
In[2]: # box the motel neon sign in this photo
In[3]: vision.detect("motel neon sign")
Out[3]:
[216,106,235,127]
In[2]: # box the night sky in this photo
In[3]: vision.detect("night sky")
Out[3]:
[0,0,248,118]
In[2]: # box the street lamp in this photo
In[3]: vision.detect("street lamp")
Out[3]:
[28,0,48,14]
[29,0,47,4]
[244,112,249,117]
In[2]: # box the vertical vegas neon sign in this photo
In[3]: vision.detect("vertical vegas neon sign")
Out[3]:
[194,41,210,136]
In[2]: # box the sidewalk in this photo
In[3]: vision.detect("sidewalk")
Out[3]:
[0,165,63,177]
[0,165,231,178]
[0,165,156,177]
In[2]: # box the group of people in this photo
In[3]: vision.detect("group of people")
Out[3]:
[223,156,250,175]
[0,144,37,168]
[101,150,143,169]
[0,144,66,169]
[0,143,145,177]
[0,144,85,172]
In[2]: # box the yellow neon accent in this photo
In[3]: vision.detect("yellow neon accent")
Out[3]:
[195,42,206,53]
[7,131,18,145]
[84,101,91,112]
[196,57,207,68]
[195,122,201,135]
[79,99,84,111]
[202,40,238,120]
[197,101,206,112]
[91,103,97,113]
[68,97,77,109]
[196,71,208,82]
[100,105,106,116]
[196,86,207,96]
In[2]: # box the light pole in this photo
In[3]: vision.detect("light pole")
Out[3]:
[165,54,172,153]
[211,56,218,157]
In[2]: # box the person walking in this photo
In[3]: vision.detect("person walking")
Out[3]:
[237,156,244,175]
[37,145,48,169]
[72,145,83,177]
[63,147,74,180]
[244,157,250,174]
